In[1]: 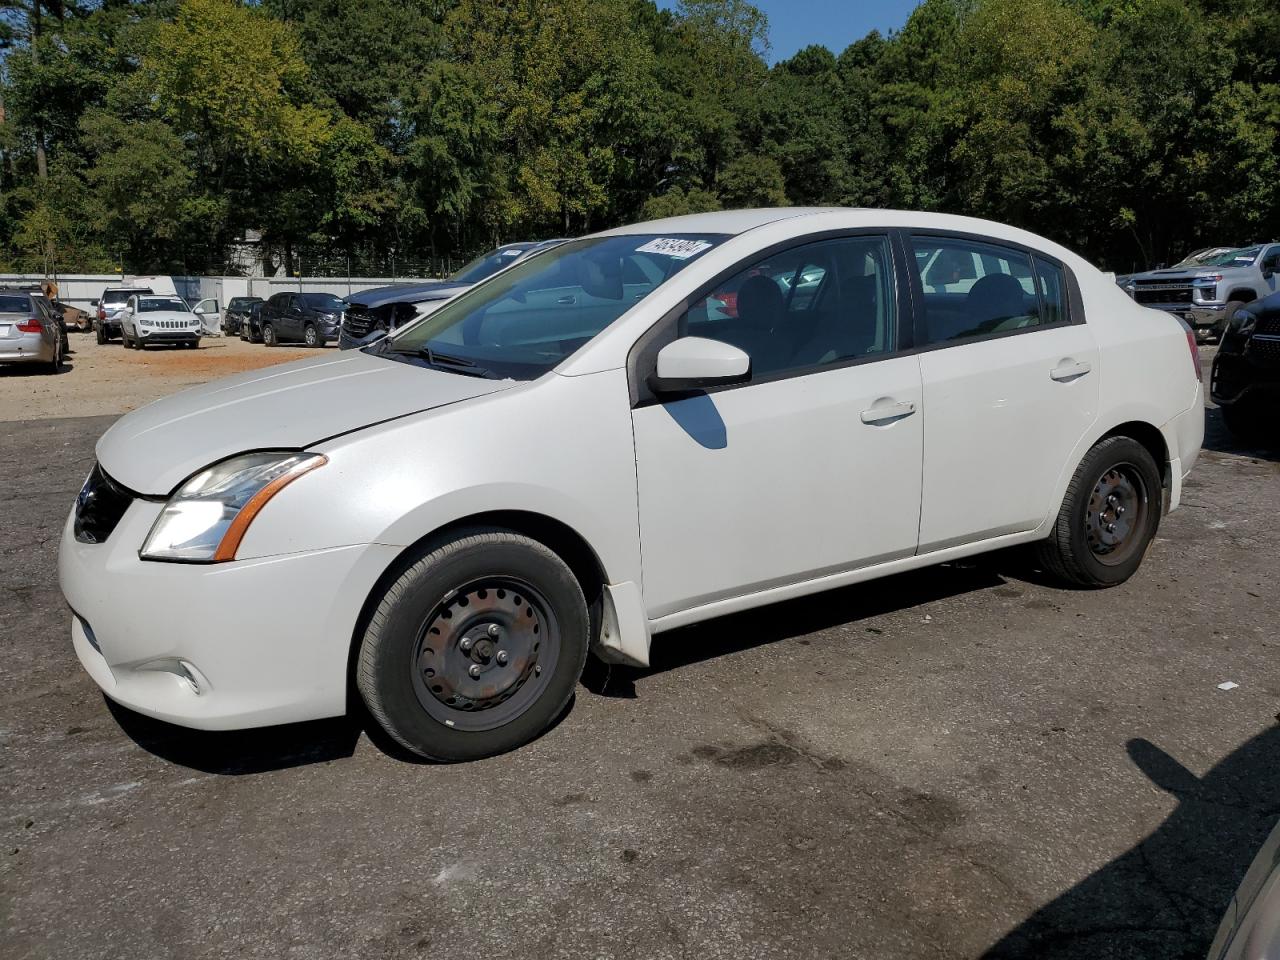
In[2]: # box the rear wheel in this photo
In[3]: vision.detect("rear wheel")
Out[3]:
[1036,436,1162,588]
[356,530,589,762]
[44,337,63,374]
[262,323,277,347]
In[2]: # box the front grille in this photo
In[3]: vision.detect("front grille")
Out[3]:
[1255,314,1280,337]
[341,304,389,340]
[1246,335,1280,366]
[145,319,193,330]
[74,464,135,544]
[1132,283,1193,306]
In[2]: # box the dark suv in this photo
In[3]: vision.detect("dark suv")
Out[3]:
[258,292,345,347]
[222,297,263,337]
[1211,291,1280,444]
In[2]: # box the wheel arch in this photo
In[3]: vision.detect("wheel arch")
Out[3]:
[344,509,610,698]
[1225,287,1258,304]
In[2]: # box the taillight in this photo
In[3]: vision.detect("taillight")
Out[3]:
[97,306,106,320]
[1185,328,1202,381]
[17,318,43,333]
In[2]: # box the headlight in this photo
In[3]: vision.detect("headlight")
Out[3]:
[140,452,327,562]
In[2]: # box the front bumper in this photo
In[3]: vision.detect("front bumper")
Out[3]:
[0,332,55,363]
[58,500,400,730]
[138,330,200,345]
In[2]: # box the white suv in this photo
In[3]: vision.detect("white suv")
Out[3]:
[60,208,1204,761]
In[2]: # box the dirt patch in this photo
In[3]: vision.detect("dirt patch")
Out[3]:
[0,331,317,421]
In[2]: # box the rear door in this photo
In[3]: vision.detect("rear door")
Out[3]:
[907,233,1099,552]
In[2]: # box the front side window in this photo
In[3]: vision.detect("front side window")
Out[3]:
[379,234,726,379]
[911,237,1041,344]
[678,235,897,379]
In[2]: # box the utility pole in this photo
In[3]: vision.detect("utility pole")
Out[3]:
[31,0,47,180]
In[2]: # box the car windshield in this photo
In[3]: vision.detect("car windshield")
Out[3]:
[375,233,727,379]
[1201,246,1260,267]
[103,290,143,304]
[0,295,30,312]
[451,246,533,285]
[138,297,188,312]
[300,293,344,311]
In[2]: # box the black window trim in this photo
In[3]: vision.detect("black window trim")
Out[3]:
[627,227,914,408]
[900,228,1085,357]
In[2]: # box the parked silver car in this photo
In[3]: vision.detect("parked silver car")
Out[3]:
[0,289,64,373]
[1208,816,1280,959]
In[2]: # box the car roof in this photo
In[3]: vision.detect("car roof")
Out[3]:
[593,207,848,237]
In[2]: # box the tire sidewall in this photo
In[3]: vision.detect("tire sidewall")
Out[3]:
[358,535,588,762]
[1063,438,1161,585]
[263,323,276,347]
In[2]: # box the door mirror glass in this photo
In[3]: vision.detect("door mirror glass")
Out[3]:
[650,337,750,394]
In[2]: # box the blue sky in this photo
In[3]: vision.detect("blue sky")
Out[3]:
[656,0,920,62]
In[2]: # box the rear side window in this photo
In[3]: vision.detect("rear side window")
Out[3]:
[1034,257,1067,325]
[0,295,31,312]
[910,237,1040,345]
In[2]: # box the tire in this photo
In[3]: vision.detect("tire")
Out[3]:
[95,323,106,345]
[1036,435,1162,588]
[44,338,63,374]
[304,323,320,348]
[262,323,277,347]
[357,530,589,762]
[1221,401,1274,446]
[1215,301,1246,341]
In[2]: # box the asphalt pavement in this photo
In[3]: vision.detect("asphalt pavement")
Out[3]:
[2,386,1278,959]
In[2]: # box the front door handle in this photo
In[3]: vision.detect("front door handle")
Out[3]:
[556,295,576,305]
[1051,359,1092,382]
[860,400,916,424]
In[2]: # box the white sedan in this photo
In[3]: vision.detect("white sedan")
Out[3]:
[118,294,203,349]
[59,208,1205,761]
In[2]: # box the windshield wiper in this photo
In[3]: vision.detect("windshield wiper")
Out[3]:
[389,344,498,378]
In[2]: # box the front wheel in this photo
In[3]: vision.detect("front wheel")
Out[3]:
[304,323,320,348]
[95,324,106,345]
[261,323,277,347]
[1036,436,1162,588]
[356,530,589,762]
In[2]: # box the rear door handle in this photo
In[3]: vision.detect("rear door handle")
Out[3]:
[556,296,576,305]
[1051,359,1092,382]
[860,400,916,424]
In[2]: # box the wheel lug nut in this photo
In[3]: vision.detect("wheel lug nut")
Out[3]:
[460,637,473,652]
[496,650,509,666]
[468,664,482,678]
[534,665,542,676]
[487,624,501,637]
[1106,523,1116,533]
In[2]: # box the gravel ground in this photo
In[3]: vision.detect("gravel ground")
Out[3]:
[0,329,317,420]
[1,344,1278,959]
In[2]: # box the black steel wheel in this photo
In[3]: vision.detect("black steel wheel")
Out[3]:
[1037,435,1162,588]
[357,529,589,762]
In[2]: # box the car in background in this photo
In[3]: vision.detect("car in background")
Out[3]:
[59,208,1204,763]
[1121,243,1280,341]
[93,286,153,344]
[222,297,262,337]
[1207,815,1280,959]
[258,291,345,347]
[0,288,64,372]
[339,239,567,349]
[1211,291,1280,445]
[239,301,267,343]
[118,294,202,350]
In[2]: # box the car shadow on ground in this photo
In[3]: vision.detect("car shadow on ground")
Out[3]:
[1202,405,1280,463]
[0,358,75,377]
[983,723,1280,959]
[106,698,362,775]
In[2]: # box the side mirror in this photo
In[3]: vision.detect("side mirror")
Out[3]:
[649,337,750,394]
[193,307,204,315]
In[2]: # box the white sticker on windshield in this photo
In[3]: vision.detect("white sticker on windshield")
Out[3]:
[635,238,713,259]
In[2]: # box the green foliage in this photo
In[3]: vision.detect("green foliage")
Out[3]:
[0,0,1277,274]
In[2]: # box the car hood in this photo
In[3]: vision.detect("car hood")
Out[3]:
[135,311,198,323]
[350,281,471,309]
[97,351,513,494]
[1130,265,1250,282]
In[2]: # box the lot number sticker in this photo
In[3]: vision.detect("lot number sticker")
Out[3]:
[635,238,713,259]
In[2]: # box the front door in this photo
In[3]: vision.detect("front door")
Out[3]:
[632,234,924,620]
